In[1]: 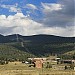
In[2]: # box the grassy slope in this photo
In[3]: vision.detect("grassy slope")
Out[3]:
[0,42,74,60]
[0,43,35,60]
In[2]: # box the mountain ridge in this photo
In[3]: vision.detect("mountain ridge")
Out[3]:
[0,34,75,43]
[0,34,75,60]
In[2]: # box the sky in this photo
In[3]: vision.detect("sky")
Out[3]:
[0,0,75,37]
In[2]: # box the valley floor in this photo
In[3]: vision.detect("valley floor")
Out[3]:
[0,62,75,75]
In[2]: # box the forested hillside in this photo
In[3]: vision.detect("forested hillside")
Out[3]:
[0,34,75,60]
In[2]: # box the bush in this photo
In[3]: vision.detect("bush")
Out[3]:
[65,66,68,70]
[46,62,52,68]
[6,61,9,64]
[70,64,74,69]
[0,60,5,65]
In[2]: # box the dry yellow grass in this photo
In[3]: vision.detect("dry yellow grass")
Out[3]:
[0,62,75,75]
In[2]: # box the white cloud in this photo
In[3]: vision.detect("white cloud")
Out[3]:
[9,6,21,13]
[0,4,21,13]
[0,13,74,37]
[0,0,74,37]
[40,0,74,27]
[41,3,62,12]
[0,15,6,20]
[26,4,37,10]
[0,13,42,35]
[42,26,74,37]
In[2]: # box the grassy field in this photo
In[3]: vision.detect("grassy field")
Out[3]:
[0,61,75,75]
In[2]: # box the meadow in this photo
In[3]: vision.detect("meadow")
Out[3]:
[0,61,75,75]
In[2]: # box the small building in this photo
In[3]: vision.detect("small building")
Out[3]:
[28,58,46,68]
[34,59,43,68]
[61,60,74,64]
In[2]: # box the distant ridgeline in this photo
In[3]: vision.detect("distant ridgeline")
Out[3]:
[0,34,75,60]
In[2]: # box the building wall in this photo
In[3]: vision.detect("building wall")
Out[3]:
[34,60,43,68]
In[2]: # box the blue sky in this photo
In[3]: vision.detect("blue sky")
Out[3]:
[0,0,57,17]
[0,0,74,37]
[0,0,57,5]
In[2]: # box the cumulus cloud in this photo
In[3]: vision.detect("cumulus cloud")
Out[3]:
[0,13,42,35]
[40,0,75,27]
[0,13,74,37]
[0,0,74,37]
